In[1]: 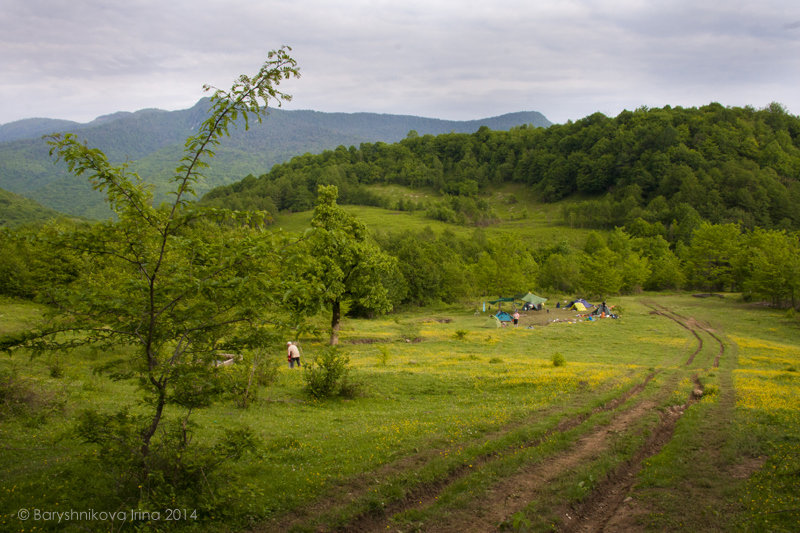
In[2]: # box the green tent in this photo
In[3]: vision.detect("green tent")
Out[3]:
[488,297,516,305]
[520,292,547,306]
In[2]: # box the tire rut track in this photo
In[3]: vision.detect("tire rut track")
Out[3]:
[255,374,649,533]
[644,304,702,366]
[346,374,657,533]
[558,375,704,533]
[417,380,681,533]
[645,302,725,368]
[559,305,729,532]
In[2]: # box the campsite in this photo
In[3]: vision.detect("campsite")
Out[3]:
[486,294,617,328]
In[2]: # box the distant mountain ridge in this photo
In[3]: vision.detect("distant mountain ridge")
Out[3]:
[0,100,550,219]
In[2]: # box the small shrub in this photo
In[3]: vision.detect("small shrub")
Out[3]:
[489,357,503,364]
[397,321,421,342]
[377,345,390,366]
[453,329,468,340]
[0,369,36,417]
[303,346,355,399]
[552,352,566,367]
[499,511,532,532]
[48,360,64,379]
[223,351,280,408]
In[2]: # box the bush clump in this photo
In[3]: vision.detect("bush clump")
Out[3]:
[552,352,566,367]
[222,351,280,408]
[75,409,257,514]
[304,347,358,399]
[0,368,64,420]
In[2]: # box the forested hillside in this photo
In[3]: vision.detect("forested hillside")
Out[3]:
[202,102,800,233]
[0,101,549,219]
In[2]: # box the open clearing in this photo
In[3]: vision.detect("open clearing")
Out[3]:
[1,294,799,532]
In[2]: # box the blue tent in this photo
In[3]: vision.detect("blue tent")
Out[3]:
[495,311,513,322]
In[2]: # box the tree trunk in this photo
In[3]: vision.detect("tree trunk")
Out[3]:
[330,299,341,345]
[141,386,166,458]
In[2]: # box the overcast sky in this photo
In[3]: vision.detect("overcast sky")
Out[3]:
[2,0,799,126]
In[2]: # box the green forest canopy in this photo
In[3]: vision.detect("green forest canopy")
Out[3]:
[201,102,800,233]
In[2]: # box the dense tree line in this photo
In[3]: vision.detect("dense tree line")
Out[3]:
[4,218,798,310]
[194,102,800,309]
[202,103,800,234]
[376,223,798,308]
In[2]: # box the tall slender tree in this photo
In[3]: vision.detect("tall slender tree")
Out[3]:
[1,48,300,485]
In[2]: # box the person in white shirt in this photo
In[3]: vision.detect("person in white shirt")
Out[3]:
[287,341,301,368]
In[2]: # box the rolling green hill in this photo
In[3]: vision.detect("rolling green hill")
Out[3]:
[202,102,800,233]
[0,101,550,219]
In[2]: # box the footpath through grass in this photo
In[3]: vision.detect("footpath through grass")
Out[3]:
[1,294,798,532]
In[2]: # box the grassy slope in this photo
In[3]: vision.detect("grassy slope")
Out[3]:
[1,294,798,532]
[272,183,597,247]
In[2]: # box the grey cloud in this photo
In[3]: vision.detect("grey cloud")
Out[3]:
[2,0,800,125]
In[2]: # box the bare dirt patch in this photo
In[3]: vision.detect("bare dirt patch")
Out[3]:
[504,308,611,328]
[344,337,387,344]
[728,455,767,479]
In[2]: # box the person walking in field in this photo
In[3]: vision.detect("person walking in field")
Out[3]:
[513,310,520,326]
[287,341,301,368]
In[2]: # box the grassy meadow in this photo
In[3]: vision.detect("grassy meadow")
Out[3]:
[1,293,799,532]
